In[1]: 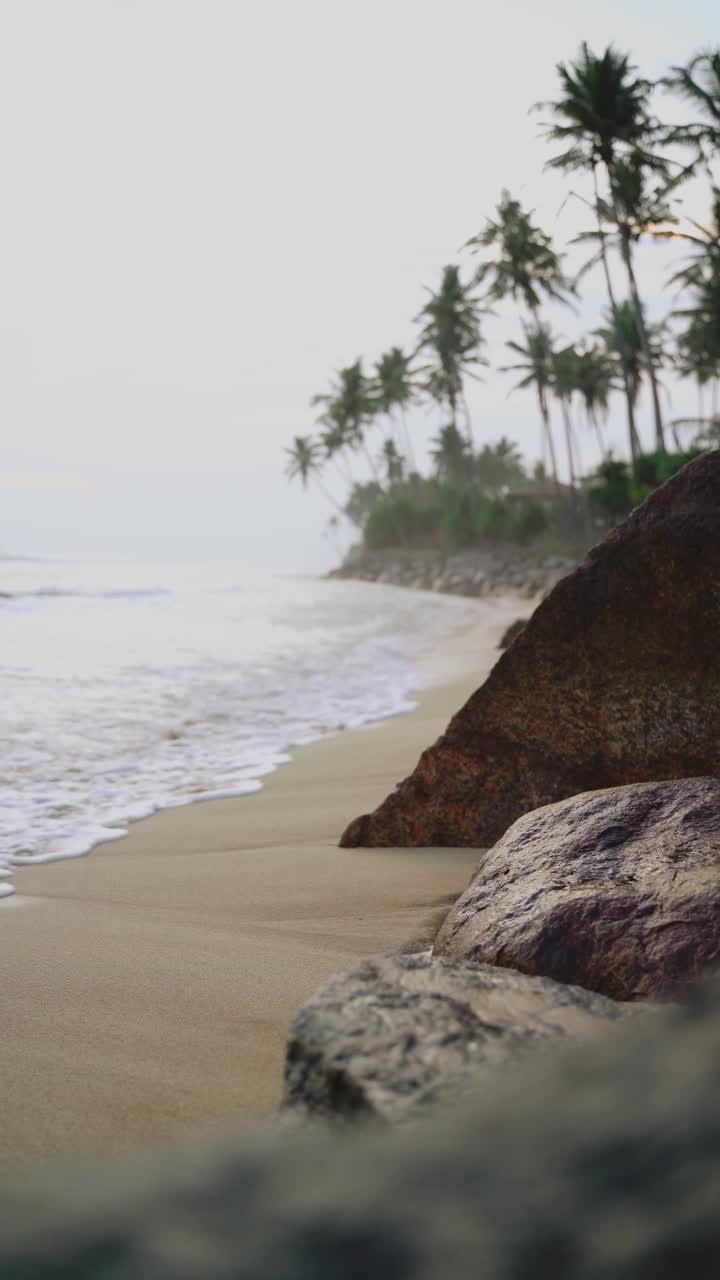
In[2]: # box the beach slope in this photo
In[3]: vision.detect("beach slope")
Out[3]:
[0,600,519,1165]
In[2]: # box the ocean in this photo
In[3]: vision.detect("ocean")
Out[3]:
[1,558,484,898]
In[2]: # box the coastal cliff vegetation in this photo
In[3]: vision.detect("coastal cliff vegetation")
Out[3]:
[285,43,720,555]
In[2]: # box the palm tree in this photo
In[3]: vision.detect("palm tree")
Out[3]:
[285,435,321,486]
[501,321,560,485]
[659,192,720,432]
[550,344,581,485]
[674,268,720,431]
[540,43,668,452]
[596,301,668,430]
[604,157,682,450]
[539,41,658,173]
[344,480,384,531]
[373,347,417,471]
[582,171,642,461]
[285,435,344,514]
[474,438,527,496]
[380,438,405,486]
[415,264,487,447]
[312,360,379,481]
[314,398,354,485]
[575,157,696,450]
[323,514,343,559]
[574,344,615,454]
[664,49,720,158]
[465,190,570,311]
[673,318,716,446]
[465,191,571,470]
[430,423,472,483]
[676,310,719,387]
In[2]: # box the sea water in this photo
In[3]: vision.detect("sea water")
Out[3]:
[1,558,485,898]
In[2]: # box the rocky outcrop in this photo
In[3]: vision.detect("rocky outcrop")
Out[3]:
[498,617,527,648]
[283,952,639,1123]
[434,777,720,1001]
[328,547,574,599]
[2,979,720,1277]
[341,451,720,848]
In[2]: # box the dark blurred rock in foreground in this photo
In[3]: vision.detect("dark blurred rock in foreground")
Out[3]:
[435,777,720,1001]
[341,451,720,847]
[2,980,720,1278]
[283,952,639,1123]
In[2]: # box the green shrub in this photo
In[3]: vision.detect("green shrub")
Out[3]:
[480,497,510,543]
[439,486,491,548]
[587,459,634,520]
[588,451,702,525]
[510,500,549,544]
[363,485,443,549]
[361,450,700,552]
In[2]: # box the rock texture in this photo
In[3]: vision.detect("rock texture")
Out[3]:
[2,980,720,1278]
[435,777,720,1000]
[283,952,638,1123]
[342,451,720,848]
[498,616,528,648]
[328,547,574,598]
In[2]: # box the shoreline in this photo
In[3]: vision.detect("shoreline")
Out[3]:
[0,595,523,1167]
[1,570,500,902]
[328,546,577,600]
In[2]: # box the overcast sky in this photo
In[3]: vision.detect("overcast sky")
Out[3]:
[0,0,716,569]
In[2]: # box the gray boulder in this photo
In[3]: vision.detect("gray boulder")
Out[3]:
[283,952,638,1123]
[1,981,720,1277]
[435,776,720,1001]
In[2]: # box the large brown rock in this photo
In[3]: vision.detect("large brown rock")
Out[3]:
[434,777,720,1000]
[497,617,528,649]
[341,452,720,848]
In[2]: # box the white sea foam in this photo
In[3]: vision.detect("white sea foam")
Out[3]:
[1,558,486,899]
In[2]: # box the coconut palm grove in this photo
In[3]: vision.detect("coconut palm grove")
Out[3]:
[285,43,720,554]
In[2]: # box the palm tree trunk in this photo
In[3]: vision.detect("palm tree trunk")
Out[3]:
[315,479,346,517]
[560,399,576,486]
[539,389,560,489]
[590,408,606,457]
[592,165,641,464]
[617,224,667,453]
[525,301,562,485]
[331,453,353,487]
[570,415,584,478]
[462,391,476,452]
[360,440,380,484]
[390,415,405,461]
[400,407,417,475]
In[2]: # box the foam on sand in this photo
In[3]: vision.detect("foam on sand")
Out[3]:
[3,558,513,896]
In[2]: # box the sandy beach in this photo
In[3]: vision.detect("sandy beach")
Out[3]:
[0,597,521,1167]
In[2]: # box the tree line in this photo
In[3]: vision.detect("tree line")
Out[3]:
[286,43,720,550]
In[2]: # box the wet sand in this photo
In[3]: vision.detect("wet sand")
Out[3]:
[0,597,521,1166]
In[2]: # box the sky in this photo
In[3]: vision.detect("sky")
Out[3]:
[0,0,717,569]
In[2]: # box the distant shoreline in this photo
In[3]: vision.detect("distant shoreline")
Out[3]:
[328,545,576,600]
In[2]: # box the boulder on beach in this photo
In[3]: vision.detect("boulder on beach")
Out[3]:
[283,952,638,1124]
[434,777,720,1001]
[2,978,720,1278]
[341,451,720,848]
